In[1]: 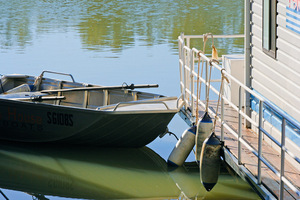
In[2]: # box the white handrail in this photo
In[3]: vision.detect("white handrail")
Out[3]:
[178,34,300,199]
[113,101,170,111]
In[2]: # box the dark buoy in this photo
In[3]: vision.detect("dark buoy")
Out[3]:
[196,112,213,162]
[199,132,222,191]
[167,126,197,167]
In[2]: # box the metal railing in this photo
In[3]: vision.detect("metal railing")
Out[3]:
[113,101,170,111]
[178,33,300,200]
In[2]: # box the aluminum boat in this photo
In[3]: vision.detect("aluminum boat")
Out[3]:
[0,71,181,147]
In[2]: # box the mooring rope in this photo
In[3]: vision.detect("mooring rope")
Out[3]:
[195,51,204,122]
[0,189,9,200]
[213,69,229,131]
[195,33,210,122]
[204,33,217,113]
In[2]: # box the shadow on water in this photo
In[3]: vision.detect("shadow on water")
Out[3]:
[0,141,260,199]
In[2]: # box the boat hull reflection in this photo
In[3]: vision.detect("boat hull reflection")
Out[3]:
[0,142,259,199]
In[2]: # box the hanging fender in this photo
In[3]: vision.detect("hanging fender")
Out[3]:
[167,125,197,167]
[195,112,213,162]
[199,132,222,191]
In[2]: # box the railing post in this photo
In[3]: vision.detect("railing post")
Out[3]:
[257,100,263,185]
[186,37,190,49]
[183,48,187,107]
[205,60,209,105]
[221,84,224,141]
[280,118,286,200]
[190,50,195,116]
[238,86,242,164]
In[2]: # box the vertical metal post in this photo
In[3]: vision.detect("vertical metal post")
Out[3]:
[103,90,108,106]
[221,84,224,141]
[83,90,88,108]
[179,34,186,107]
[238,86,242,164]
[183,48,187,107]
[245,0,252,128]
[280,118,286,200]
[257,100,263,185]
[190,50,195,116]
[205,61,209,104]
[186,49,190,104]
[186,37,190,49]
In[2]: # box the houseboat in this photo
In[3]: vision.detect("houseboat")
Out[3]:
[176,1,300,199]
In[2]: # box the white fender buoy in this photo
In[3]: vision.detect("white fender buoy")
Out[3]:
[167,126,197,167]
[195,112,213,162]
[200,132,222,191]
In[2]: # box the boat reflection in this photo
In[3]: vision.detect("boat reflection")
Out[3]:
[0,142,259,199]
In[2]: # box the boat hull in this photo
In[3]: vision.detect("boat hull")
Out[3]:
[0,99,176,147]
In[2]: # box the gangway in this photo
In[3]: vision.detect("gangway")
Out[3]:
[178,33,300,200]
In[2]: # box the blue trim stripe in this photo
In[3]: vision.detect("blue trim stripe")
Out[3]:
[286,12,300,21]
[286,6,300,34]
[200,112,212,123]
[286,6,300,14]
[188,125,197,135]
[286,19,300,28]
[286,25,300,34]
[167,160,179,167]
[251,95,300,145]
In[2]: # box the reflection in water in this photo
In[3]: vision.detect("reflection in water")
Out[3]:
[0,142,260,199]
[0,1,256,199]
[0,0,244,54]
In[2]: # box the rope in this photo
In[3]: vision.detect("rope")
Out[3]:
[168,131,179,141]
[203,33,217,113]
[205,63,213,112]
[0,189,9,200]
[213,69,229,131]
[195,33,210,122]
[195,51,204,122]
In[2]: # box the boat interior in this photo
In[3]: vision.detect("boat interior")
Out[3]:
[0,71,180,112]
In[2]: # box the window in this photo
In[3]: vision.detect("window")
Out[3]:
[262,0,277,58]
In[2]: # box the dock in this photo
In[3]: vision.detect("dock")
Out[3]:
[178,34,300,200]
[180,101,300,199]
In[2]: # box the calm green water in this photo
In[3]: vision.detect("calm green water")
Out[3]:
[0,0,260,199]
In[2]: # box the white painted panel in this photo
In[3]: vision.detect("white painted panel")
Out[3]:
[252,0,262,6]
[251,24,262,40]
[252,70,300,122]
[252,36,262,50]
[222,55,245,107]
[277,50,300,73]
[278,38,300,59]
[277,1,286,16]
[250,0,300,123]
[252,56,300,98]
[252,2,262,17]
[252,11,262,27]
[277,26,300,48]
[277,14,286,29]
[277,0,286,4]
[252,46,300,79]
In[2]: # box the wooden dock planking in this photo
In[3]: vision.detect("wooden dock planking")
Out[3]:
[195,101,300,200]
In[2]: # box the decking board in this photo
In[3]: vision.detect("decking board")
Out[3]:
[193,101,300,199]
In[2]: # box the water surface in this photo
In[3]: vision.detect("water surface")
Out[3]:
[0,1,260,199]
